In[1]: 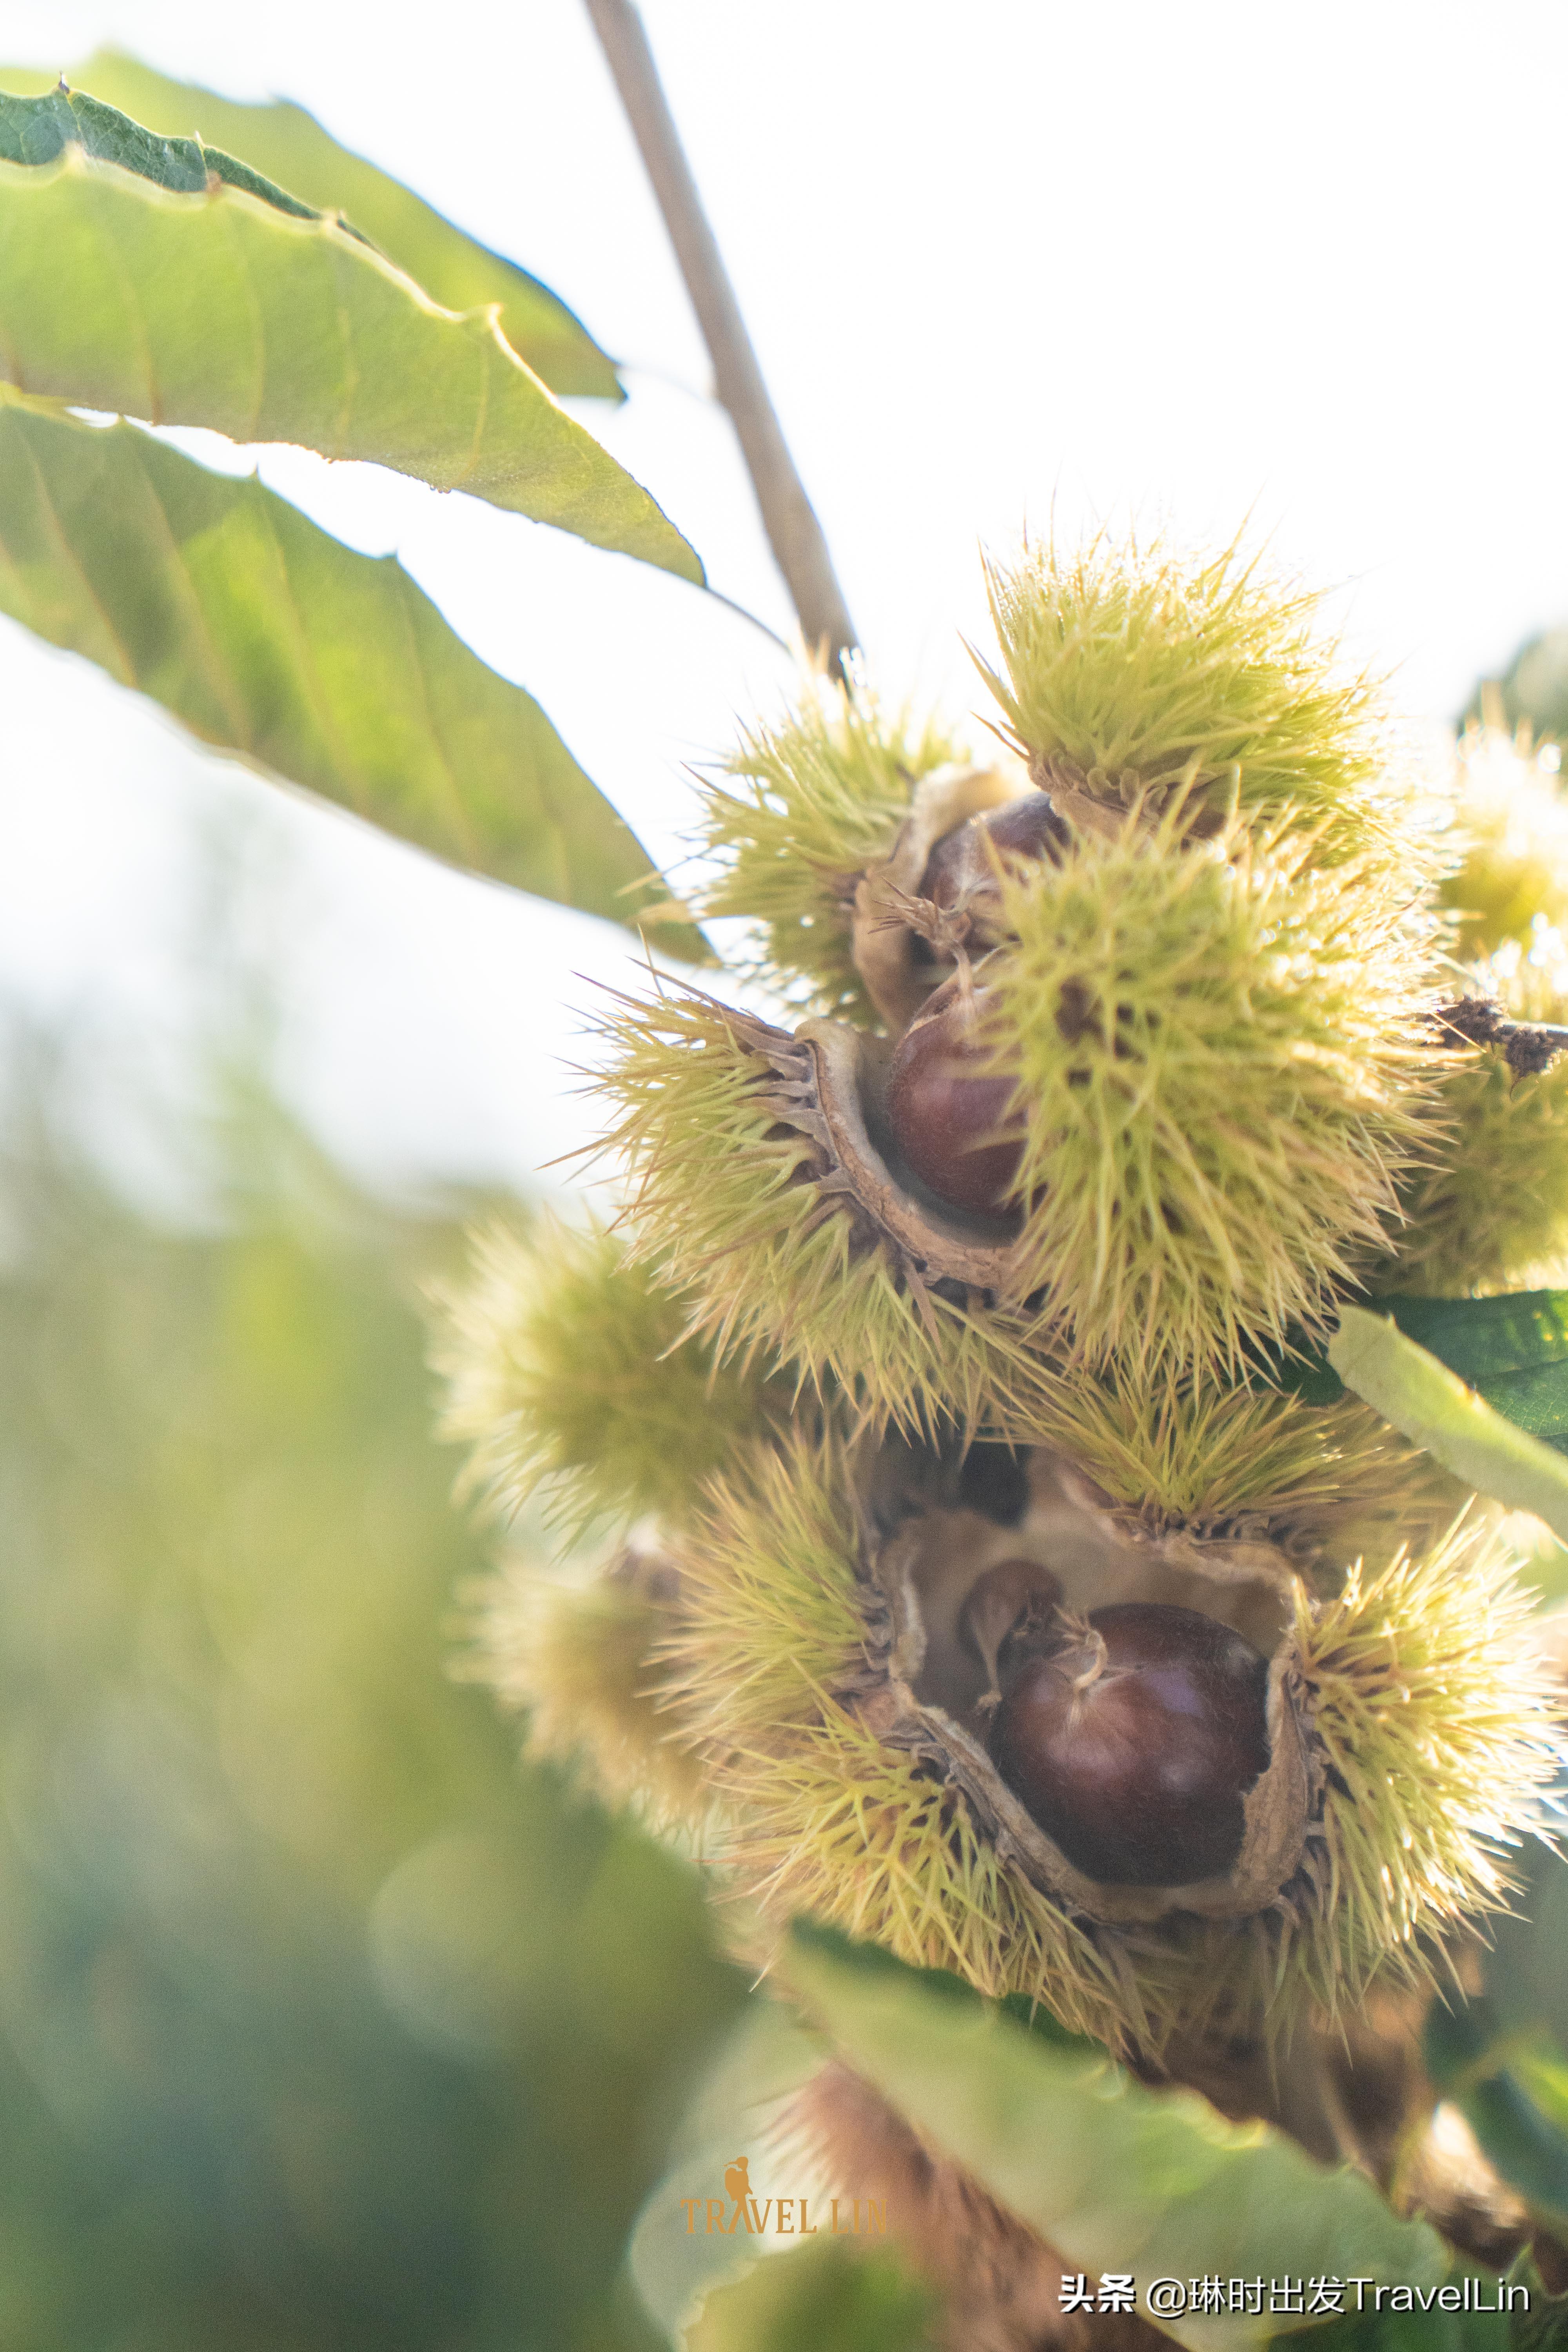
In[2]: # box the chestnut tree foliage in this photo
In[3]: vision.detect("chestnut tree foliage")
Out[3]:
[9,42,1568,2352]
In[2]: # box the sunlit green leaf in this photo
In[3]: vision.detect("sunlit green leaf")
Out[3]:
[0,141,701,579]
[0,393,707,951]
[781,1924,1446,2350]
[0,49,622,398]
[1327,1308,1568,1540]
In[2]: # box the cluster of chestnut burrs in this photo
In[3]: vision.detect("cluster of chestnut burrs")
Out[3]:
[444,531,1568,2071]
[862,779,1289,1899]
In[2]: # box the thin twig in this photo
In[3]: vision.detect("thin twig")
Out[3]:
[1432,996,1568,1077]
[583,0,858,681]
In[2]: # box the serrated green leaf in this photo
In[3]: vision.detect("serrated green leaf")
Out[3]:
[0,81,328,222]
[0,50,622,399]
[781,1923,1446,2350]
[0,392,707,951]
[1328,1309,1568,1540]
[0,143,701,579]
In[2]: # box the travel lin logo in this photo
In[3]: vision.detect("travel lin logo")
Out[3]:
[679,2155,887,2238]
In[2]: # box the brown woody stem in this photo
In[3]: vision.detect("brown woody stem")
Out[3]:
[583,0,858,679]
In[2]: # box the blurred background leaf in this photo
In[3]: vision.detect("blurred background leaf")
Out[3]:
[1304,2301,1514,2349]
[686,2238,934,2352]
[1464,629,1568,743]
[0,813,746,2348]
[1423,1806,1568,2250]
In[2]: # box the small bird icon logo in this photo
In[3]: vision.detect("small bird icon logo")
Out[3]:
[723,2156,751,2205]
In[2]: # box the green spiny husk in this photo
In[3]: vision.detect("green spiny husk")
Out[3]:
[658,1433,1132,2037]
[1287,1532,1564,2012]
[695,677,969,1022]
[1376,957,1568,1297]
[661,1435,1563,2054]
[478,1552,707,1824]
[977,813,1441,1376]
[591,985,1064,1440]
[451,528,1568,2080]
[1437,726,1568,958]
[977,530,1404,863]
[433,1214,786,1538]
[1024,1370,1465,1564]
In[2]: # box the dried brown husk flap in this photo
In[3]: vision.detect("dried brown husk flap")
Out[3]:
[853,1449,1317,1927]
[1028,751,1224,841]
[740,1007,1027,1300]
[851,761,1026,1033]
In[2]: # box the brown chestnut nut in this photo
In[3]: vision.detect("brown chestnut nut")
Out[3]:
[885,975,1025,1217]
[958,1557,1064,1704]
[991,1602,1270,1887]
[919,790,1069,916]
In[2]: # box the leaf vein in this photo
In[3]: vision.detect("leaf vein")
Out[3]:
[8,413,137,682]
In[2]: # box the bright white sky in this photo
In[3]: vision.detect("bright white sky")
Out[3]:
[2,0,1567,1200]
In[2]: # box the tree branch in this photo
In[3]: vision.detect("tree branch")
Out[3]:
[584,0,858,681]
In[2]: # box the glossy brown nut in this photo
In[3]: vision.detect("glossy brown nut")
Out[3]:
[919,790,1069,911]
[885,978,1025,1217]
[991,1602,1270,1886]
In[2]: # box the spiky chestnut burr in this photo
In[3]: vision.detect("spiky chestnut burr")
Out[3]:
[432,1215,786,1536]
[968,814,1442,1376]
[1374,955,1568,1297]
[1437,725,1568,960]
[654,1430,1565,2053]
[597,811,1441,1417]
[991,1604,1271,1887]
[690,532,1435,1049]
[693,678,974,1022]
[601,813,1441,1423]
[977,531,1411,866]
